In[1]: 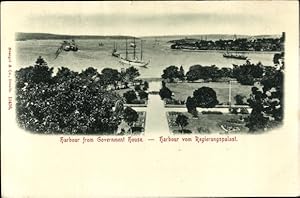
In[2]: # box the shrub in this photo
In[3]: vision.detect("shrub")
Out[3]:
[240,107,249,114]
[234,94,247,105]
[131,126,144,133]
[197,127,211,134]
[229,107,239,114]
[161,65,181,82]
[143,81,149,91]
[138,91,148,100]
[134,84,141,92]
[159,86,172,99]
[186,96,197,113]
[123,107,138,128]
[165,99,184,105]
[201,111,223,114]
[175,114,189,133]
[191,109,199,118]
[131,99,146,104]
[226,118,244,125]
[123,90,137,103]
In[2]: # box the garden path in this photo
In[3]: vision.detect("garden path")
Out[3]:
[130,81,251,134]
[144,81,170,134]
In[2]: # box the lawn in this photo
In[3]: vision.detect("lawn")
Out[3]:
[167,111,249,134]
[166,82,253,104]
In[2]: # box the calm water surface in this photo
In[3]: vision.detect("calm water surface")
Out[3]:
[16,39,276,78]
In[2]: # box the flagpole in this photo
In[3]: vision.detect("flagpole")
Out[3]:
[229,80,232,109]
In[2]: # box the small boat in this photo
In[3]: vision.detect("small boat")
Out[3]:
[223,52,248,60]
[223,35,247,60]
[99,42,104,47]
[62,40,78,51]
[112,42,120,57]
[119,38,150,67]
[223,46,247,60]
[130,42,136,48]
[54,40,78,59]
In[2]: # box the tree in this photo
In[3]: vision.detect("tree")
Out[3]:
[175,114,189,133]
[35,56,48,66]
[16,61,122,134]
[208,65,222,81]
[123,107,138,133]
[178,66,185,81]
[246,53,284,132]
[123,90,137,104]
[15,56,53,85]
[273,52,283,65]
[186,69,200,82]
[186,96,197,113]
[54,67,78,83]
[125,66,140,82]
[185,65,226,82]
[138,91,148,100]
[134,84,141,92]
[143,81,149,91]
[114,100,124,117]
[101,68,120,87]
[220,67,233,78]
[234,94,247,105]
[159,86,172,99]
[82,67,99,78]
[233,62,264,85]
[193,87,219,108]
[161,65,180,82]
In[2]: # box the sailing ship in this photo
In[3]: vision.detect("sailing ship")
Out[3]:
[99,42,104,47]
[119,38,150,67]
[112,42,120,57]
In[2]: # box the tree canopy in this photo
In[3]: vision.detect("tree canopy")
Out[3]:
[161,65,182,82]
[232,62,264,85]
[246,53,284,132]
[123,90,138,104]
[192,87,219,108]
[175,114,189,133]
[123,107,138,129]
[16,57,123,134]
[159,86,172,100]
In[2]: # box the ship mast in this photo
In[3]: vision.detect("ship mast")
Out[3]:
[140,40,143,61]
[125,39,128,60]
[133,38,136,60]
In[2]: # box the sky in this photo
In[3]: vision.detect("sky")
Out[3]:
[3,1,297,37]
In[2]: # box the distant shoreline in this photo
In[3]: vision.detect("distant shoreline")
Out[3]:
[15,32,137,41]
[171,49,280,54]
[15,32,281,41]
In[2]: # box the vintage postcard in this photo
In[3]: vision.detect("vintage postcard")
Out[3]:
[1,1,299,197]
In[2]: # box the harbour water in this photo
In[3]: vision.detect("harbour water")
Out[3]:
[16,38,277,78]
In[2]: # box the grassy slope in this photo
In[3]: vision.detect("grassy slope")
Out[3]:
[167,82,253,104]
